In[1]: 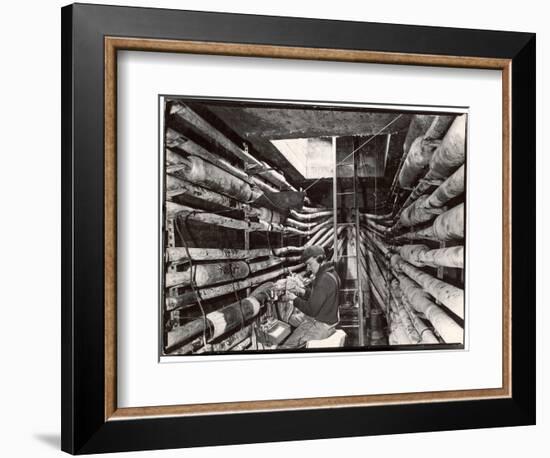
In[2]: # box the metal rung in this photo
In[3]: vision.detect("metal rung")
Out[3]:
[340,288,358,292]
[338,255,357,258]
[336,191,355,195]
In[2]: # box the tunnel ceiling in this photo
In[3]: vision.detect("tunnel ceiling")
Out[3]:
[191,102,412,190]
[203,106,412,139]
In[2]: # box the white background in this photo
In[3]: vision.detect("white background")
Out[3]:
[0,0,545,457]
[118,52,501,407]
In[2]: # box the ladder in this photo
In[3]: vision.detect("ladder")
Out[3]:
[331,137,365,346]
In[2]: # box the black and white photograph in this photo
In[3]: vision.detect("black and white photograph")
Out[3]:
[161,97,467,356]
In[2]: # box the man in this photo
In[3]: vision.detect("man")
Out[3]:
[280,245,341,349]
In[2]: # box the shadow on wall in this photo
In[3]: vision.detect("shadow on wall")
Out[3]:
[33,433,60,450]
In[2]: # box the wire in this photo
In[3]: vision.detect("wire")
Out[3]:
[228,266,246,332]
[176,208,259,348]
[265,210,278,257]
[175,213,210,349]
[303,114,403,193]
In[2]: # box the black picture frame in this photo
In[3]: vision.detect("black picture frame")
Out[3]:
[61,3,536,454]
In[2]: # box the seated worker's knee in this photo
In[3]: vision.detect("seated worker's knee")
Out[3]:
[306,329,347,348]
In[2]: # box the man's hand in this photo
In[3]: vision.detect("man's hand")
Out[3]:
[285,276,306,295]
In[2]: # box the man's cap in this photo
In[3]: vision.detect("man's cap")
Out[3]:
[301,245,325,263]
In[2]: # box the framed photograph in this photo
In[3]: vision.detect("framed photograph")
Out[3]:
[61,3,536,454]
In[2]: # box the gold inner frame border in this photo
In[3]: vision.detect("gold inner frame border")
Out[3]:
[104,36,512,421]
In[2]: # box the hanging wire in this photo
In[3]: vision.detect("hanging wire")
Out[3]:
[228,265,246,333]
[174,207,256,346]
[170,204,277,344]
[303,114,403,193]
[175,213,210,348]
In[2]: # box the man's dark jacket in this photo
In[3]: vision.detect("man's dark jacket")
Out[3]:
[294,262,340,325]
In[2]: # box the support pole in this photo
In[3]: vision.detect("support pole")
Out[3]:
[332,136,338,259]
